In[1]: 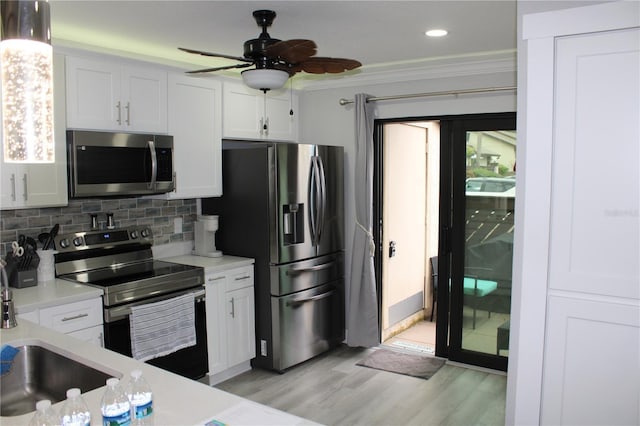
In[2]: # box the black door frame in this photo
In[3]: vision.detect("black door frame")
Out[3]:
[447,112,515,371]
[373,112,515,370]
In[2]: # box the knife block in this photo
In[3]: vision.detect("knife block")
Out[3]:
[10,269,38,288]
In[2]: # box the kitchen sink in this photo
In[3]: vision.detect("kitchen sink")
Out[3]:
[1,341,119,417]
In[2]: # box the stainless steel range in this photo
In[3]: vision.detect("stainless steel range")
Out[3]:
[54,226,208,380]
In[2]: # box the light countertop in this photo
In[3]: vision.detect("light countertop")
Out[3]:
[11,255,253,314]
[10,279,103,314]
[163,254,254,272]
[0,320,316,426]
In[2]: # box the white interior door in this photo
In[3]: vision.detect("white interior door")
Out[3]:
[381,123,427,333]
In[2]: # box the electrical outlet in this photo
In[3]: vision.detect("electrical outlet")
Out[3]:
[260,339,267,356]
[174,217,183,234]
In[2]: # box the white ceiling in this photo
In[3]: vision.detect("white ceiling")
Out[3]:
[49,1,517,80]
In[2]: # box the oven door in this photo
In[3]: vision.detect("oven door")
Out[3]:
[103,288,208,380]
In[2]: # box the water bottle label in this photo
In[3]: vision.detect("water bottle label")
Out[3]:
[133,401,153,419]
[102,411,131,426]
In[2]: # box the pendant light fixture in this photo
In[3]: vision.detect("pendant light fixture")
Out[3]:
[1,0,54,163]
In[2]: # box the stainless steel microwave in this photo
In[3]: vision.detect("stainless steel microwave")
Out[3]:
[67,130,175,198]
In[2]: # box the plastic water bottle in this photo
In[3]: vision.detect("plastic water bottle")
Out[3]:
[126,370,153,426]
[101,378,131,426]
[60,388,91,426]
[28,400,60,426]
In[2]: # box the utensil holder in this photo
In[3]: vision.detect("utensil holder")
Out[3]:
[36,249,55,283]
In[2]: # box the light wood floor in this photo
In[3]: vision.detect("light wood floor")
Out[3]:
[215,345,507,426]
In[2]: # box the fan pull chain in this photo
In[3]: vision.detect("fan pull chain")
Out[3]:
[289,78,294,116]
[263,92,268,132]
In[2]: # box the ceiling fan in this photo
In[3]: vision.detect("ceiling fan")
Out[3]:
[179,10,362,92]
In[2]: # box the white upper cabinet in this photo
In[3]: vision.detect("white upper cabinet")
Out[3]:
[222,81,298,141]
[0,54,68,210]
[65,56,167,133]
[160,74,222,199]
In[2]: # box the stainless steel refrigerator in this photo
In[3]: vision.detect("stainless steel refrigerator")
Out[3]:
[202,140,344,372]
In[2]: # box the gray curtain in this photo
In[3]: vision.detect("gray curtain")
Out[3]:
[346,93,379,348]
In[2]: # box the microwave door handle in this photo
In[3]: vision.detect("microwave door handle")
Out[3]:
[147,140,157,190]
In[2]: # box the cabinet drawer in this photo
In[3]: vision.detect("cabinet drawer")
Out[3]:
[226,267,254,292]
[39,298,102,334]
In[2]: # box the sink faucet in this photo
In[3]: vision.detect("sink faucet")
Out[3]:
[1,261,17,329]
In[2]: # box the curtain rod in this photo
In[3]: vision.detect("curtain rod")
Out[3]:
[338,86,517,106]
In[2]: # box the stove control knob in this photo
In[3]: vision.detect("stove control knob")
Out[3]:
[72,237,84,247]
[141,228,151,238]
[59,238,70,249]
[130,230,138,239]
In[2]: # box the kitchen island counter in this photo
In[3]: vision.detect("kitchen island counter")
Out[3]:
[10,279,103,315]
[0,320,316,426]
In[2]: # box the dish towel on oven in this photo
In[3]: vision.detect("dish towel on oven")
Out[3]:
[129,293,196,362]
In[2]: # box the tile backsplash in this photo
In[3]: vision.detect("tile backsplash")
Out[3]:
[0,198,197,257]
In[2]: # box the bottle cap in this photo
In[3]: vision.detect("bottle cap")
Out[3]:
[130,369,142,379]
[66,388,80,398]
[106,377,119,387]
[35,400,52,410]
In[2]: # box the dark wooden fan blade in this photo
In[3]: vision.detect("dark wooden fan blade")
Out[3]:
[294,57,362,74]
[179,47,253,63]
[265,39,317,64]
[186,63,254,74]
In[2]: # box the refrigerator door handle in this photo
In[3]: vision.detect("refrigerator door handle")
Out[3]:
[309,156,322,246]
[317,154,327,243]
[286,261,335,275]
[286,287,336,307]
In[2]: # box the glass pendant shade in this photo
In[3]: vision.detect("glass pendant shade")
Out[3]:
[242,68,289,92]
[1,0,54,163]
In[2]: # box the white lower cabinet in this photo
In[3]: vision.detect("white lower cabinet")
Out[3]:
[19,297,104,347]
[205,265,256,384]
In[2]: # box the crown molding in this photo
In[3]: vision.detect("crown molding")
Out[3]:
[53,38,516,93]
[294,50,517,91]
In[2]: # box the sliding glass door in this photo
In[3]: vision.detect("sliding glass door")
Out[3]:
[445,113,516,371]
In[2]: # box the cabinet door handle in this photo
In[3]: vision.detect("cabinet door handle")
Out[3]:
[61,313,89,322]
[116,101,122,125]
[234,275,251,281]
[229,297,235,318]
[208,276,224,282]
[10,173,16,201]
[125,102,131,125]
[22,174,28,201]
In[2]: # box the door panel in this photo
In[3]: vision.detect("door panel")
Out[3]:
[448,114,516,371]
[274,143,316,264]
[271,282,344,371]
[315,145,344,257]
[381,123,428,333]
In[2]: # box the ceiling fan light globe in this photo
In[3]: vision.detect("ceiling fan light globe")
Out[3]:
[242,68,289,91]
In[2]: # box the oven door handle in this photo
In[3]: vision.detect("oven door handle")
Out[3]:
[105,287,205,322]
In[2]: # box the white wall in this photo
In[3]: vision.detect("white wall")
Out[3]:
[298,67,516,340]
